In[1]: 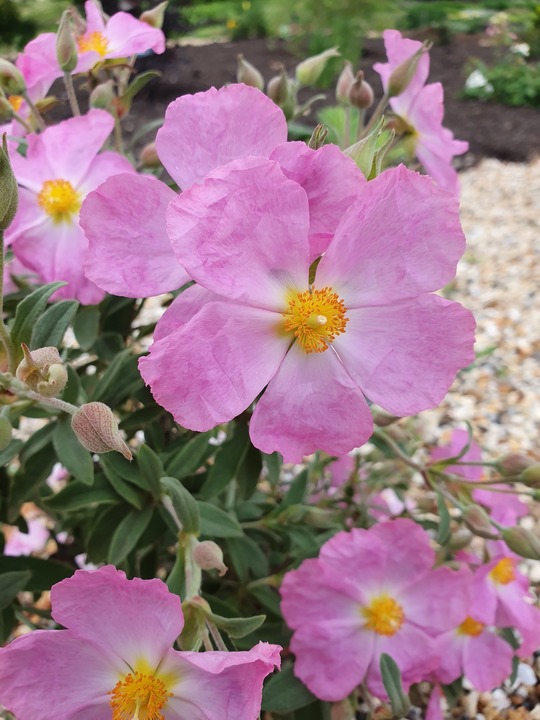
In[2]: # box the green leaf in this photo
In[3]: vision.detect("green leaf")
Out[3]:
[73,306,100,350]
[165,432,213,480]
[86,504,129,564]
[161,476,199,534]
[0,570,31,609]
[101,458,144,509]
[0,557,72,591]
[209,612,266,638]
[137,444,164,499]
[0,438,23,468]
[44,475,120,511]
[10,282,66,354]
[281,469,309,508]
[262,662,316,712]
[92,349,142,405]
[108,505,153,564]
[200,423,250,499]
[53,416,94,485]
[436,488,451,545]
[30,299,78,349]
[227,535,269,581]
[380,653,411,717]
[198,502,243,538]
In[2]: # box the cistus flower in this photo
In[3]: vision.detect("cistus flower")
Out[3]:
[6,109,133,303]
[81,83,364,297]
[0,565,281,719]
[138,155,474,462]
[280,519,469,700]
[374,30,468,194]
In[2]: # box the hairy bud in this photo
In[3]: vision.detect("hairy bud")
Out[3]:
[0,134,18,231]
[386,42,430,98]
[89,80,115,111]
[295,47,339,86]
[521,464,540,487]
[267,68,295,119]
[193,540,228,576]
[56,10,78,73]
[71,402,132,460]
[0,59,26,96]
[140,1,168,29]
[496,453,534,477]
[335,61,355,104]
[348,71,374,110]
[502,526,540,560]
[237,54,264,91]
[462,504,499,540]
[16,345,68,397]
[139,141,161,168]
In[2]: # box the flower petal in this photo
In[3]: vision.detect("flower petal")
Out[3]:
[401,566,470,635]
[81,173,189,297]
[16,33,61,99]
[139,300,289,431]
[153,285,220,342]
[333,296,476,416]
[249,343,373,463]
[373,30,430,112]
[104,11,166,56]
[463,632,513,691]
[156,84,287,189]
[166,156,310,310]
[270,141,365,260]
[51,565,183,670]
[77,151,134,195]
[316,165,466,306]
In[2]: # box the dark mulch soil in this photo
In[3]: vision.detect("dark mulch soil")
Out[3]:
[131,33,540,166]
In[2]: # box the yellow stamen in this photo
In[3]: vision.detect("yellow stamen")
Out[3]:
[283,286,348,353]
[489,557,516,585]
[77,30,109,57]
[457,616,485,637]
[8,95,23,113]
[37,179,81,223]
[362,594,405,636]
[110,672,172,720]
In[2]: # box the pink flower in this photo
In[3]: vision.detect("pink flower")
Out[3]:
[327,454,356,487]
[0,565,281,720]
[6,109,133,303]
[2,255,37,295]
[81,83,364,297]
[374,30,468,194]
[280,519,469,700]
[137,153,474,462]
[3,518,49,557]
[15,33,62,101]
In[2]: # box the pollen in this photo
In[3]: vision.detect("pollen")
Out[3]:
[8,95,23,113]
[489,557,516,585]
[37,179,81,223]
[362,594,405,636]
[283,286,348,353]
[457,616,485,637]
[110,671,172,720]
[77,30,109,57]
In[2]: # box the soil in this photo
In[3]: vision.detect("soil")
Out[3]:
[132,32,540,166]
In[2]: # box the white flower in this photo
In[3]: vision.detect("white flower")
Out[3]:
[511,42,530,57]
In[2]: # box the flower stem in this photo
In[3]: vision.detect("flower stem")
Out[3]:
[360,92,389,139]
[372,428,422,471]
[0,230,16,372]
[22,91,45,131]
[206,620,228,651]
[63,72,80,116]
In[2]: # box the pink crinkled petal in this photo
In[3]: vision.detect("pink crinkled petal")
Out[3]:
[139,300,290,431]
[81,172,189,297]
[249,343,373,463]
[166,156,310,311]
[51,565,184,670]
[333,295,476,416]
[104,11,166,57]
[433,630,466,685]
[373,30,430,112]
[153,285,220,342]
[463,631,513,691]
[156,84,288,189]
[16,33,61,99]
[316,165,467,306]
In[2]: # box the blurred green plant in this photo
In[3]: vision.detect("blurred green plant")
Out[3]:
[0,0,38,50]
[463,56,540,106]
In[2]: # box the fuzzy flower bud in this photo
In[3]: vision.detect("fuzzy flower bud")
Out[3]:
[462,504,499,540]
[89,80,115,111]
[139,141,161,168]
[348,71,374,110]
[0,134,18,232]
[495,453,534,477]
[193,540,228,576]
[335,61,355,104]
[236,54,264,91]
[386,42,430,98]
[521,464,540,487]
[16,345,68,398]
[447,527,473,551]
[295,47,340,86]
[71,401,132,460]
[140,1,168,29]
[56,10,78,73]
[501,526,540,560]
[0,59,26,97]
[267,68,295,119]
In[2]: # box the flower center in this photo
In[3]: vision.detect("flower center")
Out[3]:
[283,287,348,353]
[457,616,485,637]
[8,95,23,112]
[77,30,109,57]
[110,672,172,720]
[37,179,81,223]
[362,594,405,636]
[489,557,516,585]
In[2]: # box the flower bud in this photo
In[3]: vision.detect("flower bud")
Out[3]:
[502,526,540,560]
[0,416,12,451]
[71,401,132,460]
[267,68,295,119]
[372,407,400,427]
[462,504,499,540]
[521,464,540,487]
[295,47,340,86]
[308,123,328,150]
[193,540,228,576]
[139,141,161,168]
[89,80,115,111]
[0,134,18,232]
[237,54,264,91]
[447,527,473,551]
[331,699,355,720]
[0,59,26,97]
[140,1,168,29]
[386,42,430,98]
[495,453,534,477]
[56,10,78,73]
[16,345,68,397]
[335,61,355,104]
[348,71,374,110]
